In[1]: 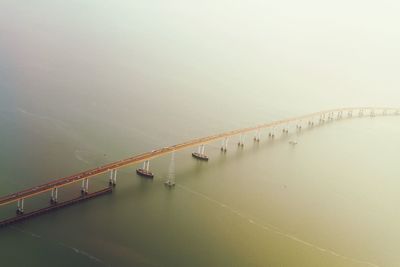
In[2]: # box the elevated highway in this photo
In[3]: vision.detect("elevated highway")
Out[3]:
[0,107,398,218]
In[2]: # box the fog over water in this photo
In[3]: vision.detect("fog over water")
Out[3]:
[0,1,400,266]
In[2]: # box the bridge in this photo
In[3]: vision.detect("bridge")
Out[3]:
[0,107,398,225]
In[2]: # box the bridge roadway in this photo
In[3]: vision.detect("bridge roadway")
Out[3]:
[0,107,398,207]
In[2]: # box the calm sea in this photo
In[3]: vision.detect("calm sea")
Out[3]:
[1,1,400,266]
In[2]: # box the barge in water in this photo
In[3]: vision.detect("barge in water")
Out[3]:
[191,152,209,161]
[136,168,154,178]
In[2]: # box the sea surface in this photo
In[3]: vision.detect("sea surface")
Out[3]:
[1,1,400,267]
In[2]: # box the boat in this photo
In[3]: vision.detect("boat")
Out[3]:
[289,140,298,145]
[136,168,154,178]
[191,152,209,161]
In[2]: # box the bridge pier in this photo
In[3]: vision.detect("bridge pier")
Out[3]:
[50,188,58,204]
[296,121,302,131]
[319,114,325,123]
[109,169,117,186]
[81,179,89,195]
[221,138,229,152]
[16,199,24,214]
[254,130,260,142]
[370,109,375,117]
[359,109,364,117]
[347,110,353,117]
[238,134,245,147]
[328,112,334,121]
[268,128,275,138]
[192,145,209,161]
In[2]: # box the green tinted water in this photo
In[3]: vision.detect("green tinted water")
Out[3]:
[1,1,400,266]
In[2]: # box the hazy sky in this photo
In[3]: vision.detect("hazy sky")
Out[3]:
[1,0,399,115]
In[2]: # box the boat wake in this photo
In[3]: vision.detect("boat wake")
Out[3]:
[176,184,380,267]
[74,150,91,165]
[10,226,109,266]
[67,245,106,265]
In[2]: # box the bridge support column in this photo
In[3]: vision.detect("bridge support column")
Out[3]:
[16,199,24,214]
[86,179,89,193]
[319,114,325,123]
[113,169,117,185]
[296,121,302,131]
[109,169,117,186]
[81,179,89,195]
[238,134,245,147]
[370,109,375,117]
[348,110,353,117]
[268,128,275,138]
[328,112,334,121]
[221,138,229,152]
[254,130,260,142]
[359,109,364,117]
[50,188,58,204]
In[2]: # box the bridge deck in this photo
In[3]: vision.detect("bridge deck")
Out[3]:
[0,107,396,207]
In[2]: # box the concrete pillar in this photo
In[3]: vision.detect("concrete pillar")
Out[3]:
[81,179,86,193]
[81,179,88,194]
[238,134,244,146]
[17,199,24,214]
[54,188,58,203]
[86,179,89,193]
[348,110,353,117]
[254,130,260,142]
[221,138,229,152]
[113,169,117,185]
[109,169,117,186]
[269,128,275,138]
[109,169,114,185]
[296,121,302,130]
[51,187,58,203]
[370,109,375,117]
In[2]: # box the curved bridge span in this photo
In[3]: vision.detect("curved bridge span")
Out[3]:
[0,107,399,218]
